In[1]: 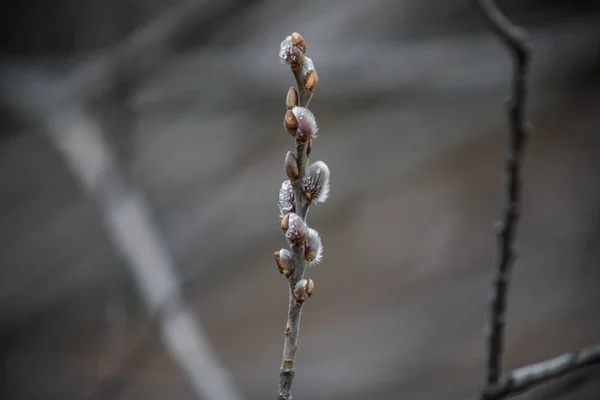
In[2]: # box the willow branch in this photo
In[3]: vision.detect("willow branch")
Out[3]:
[276,32,326,400]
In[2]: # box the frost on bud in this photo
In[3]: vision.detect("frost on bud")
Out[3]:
[302,57,318,93]
[304,69,318,93]
[285,213,308,248]
[305,228,323,265]
[294,278,314,303]
[286,87,298,110]
[275,249,293,278]
[281,212,291,232]
[284,109,299,136]
[291,32,306,54]
[291,106,318,143]
[279,35,304,70]
[302,56,314,75]
[285,151,299,182]
[278,180,295,217]
[302,161,330,204]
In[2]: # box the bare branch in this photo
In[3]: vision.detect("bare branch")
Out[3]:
[47,108,244,400]
[473,3,600,400]
[474,0,531,387]
[1,73,244,398]
[481,344,600,399]
[50,0,236,106]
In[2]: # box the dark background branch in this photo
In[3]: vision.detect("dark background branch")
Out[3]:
[475,0,532,388]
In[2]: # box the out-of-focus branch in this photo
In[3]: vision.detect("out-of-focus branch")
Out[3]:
[475,0,531,388]
[127,15,599,111]
[54,0,236,105]
[474,2,600,400]
[481,344,600,399]
[1,74,243,398]
[46,108,243,400]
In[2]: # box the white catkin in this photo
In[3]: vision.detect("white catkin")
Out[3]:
[292,107,318,140]
[302,161,330,204]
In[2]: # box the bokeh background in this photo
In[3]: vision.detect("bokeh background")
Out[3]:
[1,0,600,399]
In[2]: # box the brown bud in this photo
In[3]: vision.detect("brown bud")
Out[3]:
[281,212,291,232]
[305,279,314,297]
[291,32,306,54]
[286,87,298,110]
[284,110,299,136]
[274,249,293,278]
[274,251,283,274]
[306,139,312,157]
[304,69,318,93]
[285,151,299,182]
[294,278,314,303]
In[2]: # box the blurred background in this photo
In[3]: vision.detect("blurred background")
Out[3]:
[1,0,600,399]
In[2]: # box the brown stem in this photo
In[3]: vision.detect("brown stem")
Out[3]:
[278,63,315,400]
[278,144,311,400]
[292,68,313,108]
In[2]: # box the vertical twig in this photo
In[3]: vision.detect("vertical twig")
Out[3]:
[474,0,531,391]
[276,33,327,400]
[473,3,600,399]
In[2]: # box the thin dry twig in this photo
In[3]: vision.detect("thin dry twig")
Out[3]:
[275,32,327,400]
[475,1,600,399]
[475,0,531,387]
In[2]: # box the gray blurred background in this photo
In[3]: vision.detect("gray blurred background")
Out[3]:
[1,0,600,399]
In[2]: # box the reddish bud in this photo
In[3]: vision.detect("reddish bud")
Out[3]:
[275,249,293,278]
[294,278,314,303]
[304,69,318,93]
[285,151,299,182]
[286,87,299,110]
[281,212,291,232]
[291,32,306,54]
[285,213,308,248]
[284,110,299,136]
[279,35,304,70]
[291,106,318,142]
